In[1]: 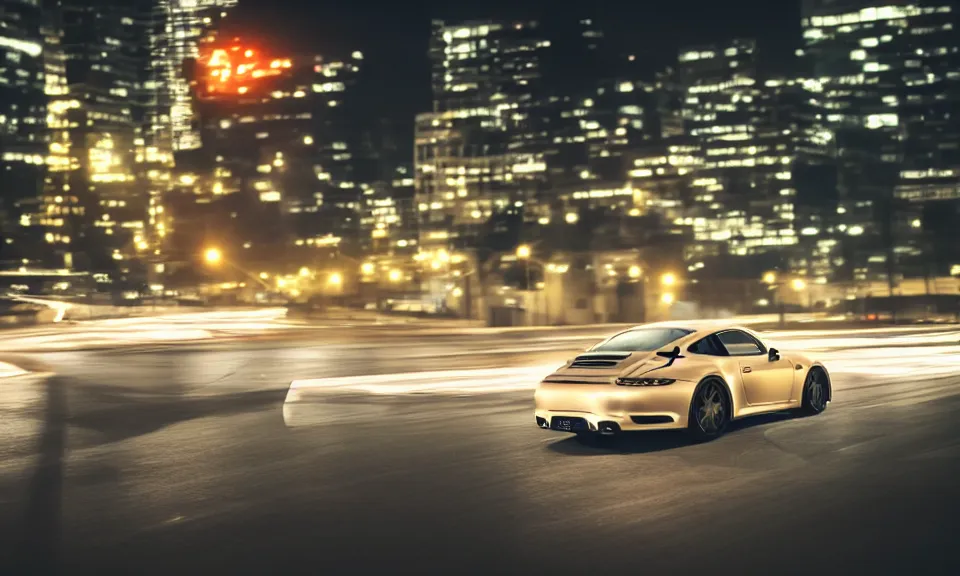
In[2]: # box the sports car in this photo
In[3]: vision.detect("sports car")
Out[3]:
[534,323,830,440]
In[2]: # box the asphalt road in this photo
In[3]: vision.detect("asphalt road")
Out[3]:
[1,324,958,575]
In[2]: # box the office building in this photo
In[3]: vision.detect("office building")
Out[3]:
[801,0,960,283]
[156,0,236,152]
[0,0,49,264]
[186,40,364,270]
[417,19,550,250]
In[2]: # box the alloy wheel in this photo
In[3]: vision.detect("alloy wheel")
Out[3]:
[696,380,727,434]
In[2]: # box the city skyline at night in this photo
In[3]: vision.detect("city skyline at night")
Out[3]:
[1,0,958,315]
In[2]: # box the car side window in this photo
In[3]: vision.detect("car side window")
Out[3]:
[716,330,766,356]
[688,334,728,356]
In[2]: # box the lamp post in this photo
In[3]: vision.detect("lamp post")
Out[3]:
[546,262,569,325]
[517,244,549,326]
[762,271,784,328]
[763,271,806,327]
[202,247,272,291]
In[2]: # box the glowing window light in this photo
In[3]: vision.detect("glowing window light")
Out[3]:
[0,36,42,57]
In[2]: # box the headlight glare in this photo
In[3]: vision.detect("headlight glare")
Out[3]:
[615,377,676,387]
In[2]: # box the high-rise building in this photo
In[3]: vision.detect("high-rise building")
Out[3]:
[0,0,49,265]
[630,39,840,282]
[56,0,154,272]
[3,0,235,275]
[417,19,550,251]
[183,40,364,272]
[633,41,793,261]
[801,0,960,284]
[156,0,235,152]
[357,119,417,255]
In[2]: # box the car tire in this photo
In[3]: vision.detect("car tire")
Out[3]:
[800,367,829,416]
[687,377,731,441]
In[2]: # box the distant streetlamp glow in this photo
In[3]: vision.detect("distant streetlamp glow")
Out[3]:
[299,267,311,278]
[516,244,531,260]
[763,271,777,285]
[259,272,269,280]
[661,292,675,305]
[565,212,579,224]
[661,273,677,287]
[328,272,343,287]
[388,269,402,283]
[361,262,375,275]
[204,248,223,265]
[791,278,807,291]
[628,265,642,279]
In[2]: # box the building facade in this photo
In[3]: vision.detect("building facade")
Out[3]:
[0,0,50,265]
[801,0,960,286]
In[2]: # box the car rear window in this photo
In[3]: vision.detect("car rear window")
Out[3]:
[592,328,693,352]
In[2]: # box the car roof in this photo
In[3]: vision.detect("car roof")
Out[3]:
[622,321,759,340]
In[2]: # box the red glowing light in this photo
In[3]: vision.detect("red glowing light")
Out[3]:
[197,40,293,99]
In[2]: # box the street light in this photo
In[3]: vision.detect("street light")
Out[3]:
[763,271,777,285]
[204,247,223,265]
[361,262,375,276]
[661,272,677,287]
[628,265,642,279]
[515,245,536,324]
[791,278,807,292]
[388,269,402,283]
[328,272,343,287]
[661,292,675,305]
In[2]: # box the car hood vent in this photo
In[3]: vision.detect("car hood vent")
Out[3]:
[569,352,632,368]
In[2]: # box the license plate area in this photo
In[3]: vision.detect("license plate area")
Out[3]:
[550,416,589,432]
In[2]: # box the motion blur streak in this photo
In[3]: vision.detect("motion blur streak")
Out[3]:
[0,361,28,379]
[765,328,960,351]
[283,328,960,411]
[819,346,960,378]
[286,364,560,398]
[0,308,291,352]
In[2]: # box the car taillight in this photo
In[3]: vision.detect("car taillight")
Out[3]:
[615,378,676,387]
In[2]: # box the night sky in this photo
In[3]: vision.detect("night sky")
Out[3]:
[226,0,801,135]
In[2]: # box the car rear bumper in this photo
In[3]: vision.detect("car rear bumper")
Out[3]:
[534,381,697,432]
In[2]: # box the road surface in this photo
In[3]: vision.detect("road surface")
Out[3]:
[1,318,958,574]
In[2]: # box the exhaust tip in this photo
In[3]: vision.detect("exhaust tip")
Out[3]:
[598,421,621,436]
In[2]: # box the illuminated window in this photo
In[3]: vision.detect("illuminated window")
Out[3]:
[865,114,898,129]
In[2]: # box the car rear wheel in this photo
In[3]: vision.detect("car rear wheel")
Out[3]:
[800,367,828,415]
[688,377,730,441]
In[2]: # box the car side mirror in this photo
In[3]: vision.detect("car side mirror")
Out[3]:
[768,348,780,362]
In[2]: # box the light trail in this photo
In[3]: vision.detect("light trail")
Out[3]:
[0,308,292,352]
[286,364,562,400]
[283,329,960,403]
[0,361,28,379]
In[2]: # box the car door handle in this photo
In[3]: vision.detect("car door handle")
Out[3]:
[742,367,752,373]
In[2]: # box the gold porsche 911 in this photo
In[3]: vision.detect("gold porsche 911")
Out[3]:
[534,323,830,440]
